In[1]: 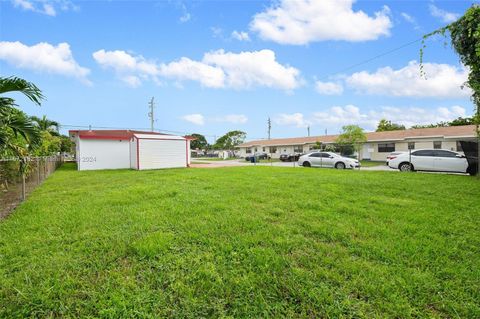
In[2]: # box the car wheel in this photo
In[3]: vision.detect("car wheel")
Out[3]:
[399,162,413,172]
[303,161,311,167]
[335,162,345,169]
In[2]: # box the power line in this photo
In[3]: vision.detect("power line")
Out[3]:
[59,124,268,141]
[324,37,424,78]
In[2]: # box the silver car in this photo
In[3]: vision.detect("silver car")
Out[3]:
[388,149,469,173]
[298,152,360,169]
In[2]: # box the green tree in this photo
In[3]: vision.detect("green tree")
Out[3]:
[335,125,367,159]
[190,133,209,150]
[449,117,475,126]
[60,135,74,153]
[214,130,246,150]
[0,77,43,156]
[376,119,406,132]
[421,5,480,175]
[33,131,61,156]
[31,115,59,135]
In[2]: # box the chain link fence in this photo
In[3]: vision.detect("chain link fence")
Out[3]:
[0,155,64,219]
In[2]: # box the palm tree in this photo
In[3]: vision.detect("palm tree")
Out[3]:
[31,115,59,135]
[0,77,44,156]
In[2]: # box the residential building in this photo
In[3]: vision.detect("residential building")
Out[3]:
[237,125,477,161]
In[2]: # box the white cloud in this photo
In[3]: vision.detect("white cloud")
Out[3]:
[202,49,301,90]
[179,4,191,23]
[211,27,223,38]
[345,61,470,98]
[274,113,311,128]
[214,114,248,124]
[401,12,420,30]
[0,41,90,84]
[93,49,160,87]
[250,0,392,45]
[12,0,34,11]
[231,30,250,41]
[160,57,225,88]
[429,4,459,23]
[42,3,56,16]
[275,105,468,130]
[94,48,301,90]
[182,114,205,126]
[11,0,77,16]
[315,81,343,95]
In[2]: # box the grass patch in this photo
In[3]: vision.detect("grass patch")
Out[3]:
[0,163,479,317]
[193,157,235,161]
[360,160,386,167]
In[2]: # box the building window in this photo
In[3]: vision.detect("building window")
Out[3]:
[433,141,442,149]
[408,142,415,150]
[254,147,258,152]
[246,148,252,154]
[456,141,463,152]
[270,146,277,153]
[262,147,265,152]
[378,143,395,153]
[293,145,303,153]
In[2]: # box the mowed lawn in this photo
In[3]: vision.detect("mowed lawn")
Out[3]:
[0,164,479,318]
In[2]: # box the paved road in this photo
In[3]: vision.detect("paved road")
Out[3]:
[191,159,393,170]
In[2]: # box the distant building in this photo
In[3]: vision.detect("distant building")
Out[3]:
[69,130,193,171]
[237,125,477,161]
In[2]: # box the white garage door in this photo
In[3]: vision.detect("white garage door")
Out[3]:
[138,138,187,170]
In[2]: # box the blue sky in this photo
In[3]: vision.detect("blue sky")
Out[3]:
[0,0,477,142]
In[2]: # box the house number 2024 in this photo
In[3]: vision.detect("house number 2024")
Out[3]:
[81,157,96,162]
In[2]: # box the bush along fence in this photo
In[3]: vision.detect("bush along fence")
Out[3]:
[0,155,63,219]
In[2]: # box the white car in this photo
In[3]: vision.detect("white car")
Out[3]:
[388,149,469,173]
[298,152,360,169]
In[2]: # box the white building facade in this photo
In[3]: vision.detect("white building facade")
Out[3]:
[237,125,477,161]
[70,130,192,171]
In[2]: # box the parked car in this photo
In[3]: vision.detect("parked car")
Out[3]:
[280,153,302,162]
[386,151,406,165]
[298,152,360,169]
[388,149,471,174]
[245,152,271,161]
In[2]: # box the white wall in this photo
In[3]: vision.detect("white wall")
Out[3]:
[130,138,137,169]
[78,139,131,171]
[138,139,187,170]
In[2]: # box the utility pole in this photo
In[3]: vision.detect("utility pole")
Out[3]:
[148,97,155,132]
[325,128,328,136]
[267,117,271,140]
[307,126,310,137]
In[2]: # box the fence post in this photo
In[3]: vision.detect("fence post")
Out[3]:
[21,172,26,201]
[37,158,41,184]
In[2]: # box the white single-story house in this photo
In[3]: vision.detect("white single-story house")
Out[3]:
[237,125,478,161]
[69,130,193,171]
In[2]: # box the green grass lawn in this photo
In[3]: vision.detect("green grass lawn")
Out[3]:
[360,160,386,167]
[1,163,479,318]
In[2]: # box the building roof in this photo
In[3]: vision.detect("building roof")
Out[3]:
[237,125,477,148]
[69,130,172,140]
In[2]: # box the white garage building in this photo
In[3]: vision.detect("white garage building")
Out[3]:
[69,130,192,171]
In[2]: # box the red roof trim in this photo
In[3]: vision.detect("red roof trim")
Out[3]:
[78,135,131,140]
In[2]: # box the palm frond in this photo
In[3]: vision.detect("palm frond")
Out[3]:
[0,76,45,106]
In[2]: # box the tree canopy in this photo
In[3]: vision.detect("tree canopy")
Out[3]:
[189,133,209,150]
[411,116,475,129]
[376,119,406,132]
[0,77,43,157]
[421,5,480,133]
[335,125,367,158]
[213,130,246,150]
